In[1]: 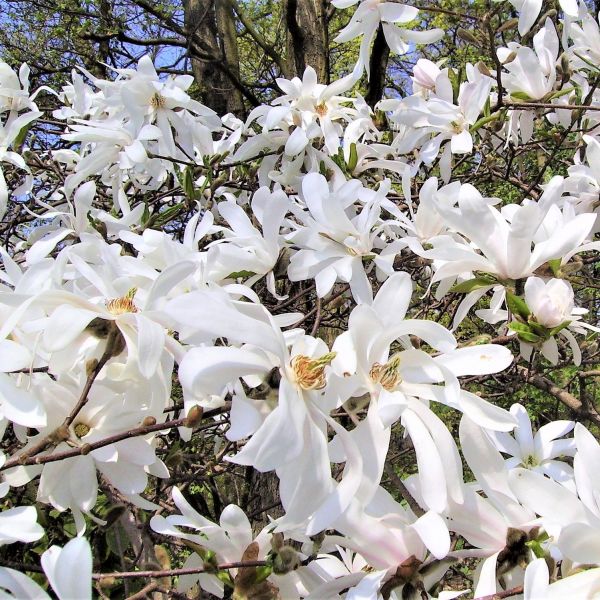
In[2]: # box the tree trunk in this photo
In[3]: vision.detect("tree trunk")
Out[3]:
[285,0,329,82]
[183,0,244,115]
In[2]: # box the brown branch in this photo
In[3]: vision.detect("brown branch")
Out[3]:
[2,406,228,470]
[384,463,425,517]
[94,560,267,580]
[517,366,600,425]
[474,585,524,600]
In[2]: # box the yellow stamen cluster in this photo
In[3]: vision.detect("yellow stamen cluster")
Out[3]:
[291,352,336,391]
[73,422,91,438]
[150,92,166,109]
[315,102,328,117]
[106,287,138,315]
[369,355,402,391]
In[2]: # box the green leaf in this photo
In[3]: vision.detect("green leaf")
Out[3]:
[545,87,574,100]
[548,258,562,276]
[450,276,495,293]
[510,91,534,102]
[506,292,531,320]
[347,142,358,172]
[227,270,256,279]
[182,166,195,200]
[508,322,542,343]
[527,320,550,337]
[526,539,547,559]
[548,320,572,336]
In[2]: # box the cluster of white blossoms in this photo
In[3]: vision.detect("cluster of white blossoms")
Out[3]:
[0,0,600,598]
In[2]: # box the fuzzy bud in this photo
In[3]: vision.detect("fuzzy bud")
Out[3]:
[272,545,300,574]
[142,416,157,427]
[184,405,204,429]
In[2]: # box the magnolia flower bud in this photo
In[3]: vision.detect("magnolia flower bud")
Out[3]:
[184,405,204,428]
[272,545,300,574]
[524,277,574,329]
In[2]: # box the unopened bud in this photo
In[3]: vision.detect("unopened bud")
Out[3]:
[457,28,481,46]
[497,17,519,33]
[184,405,204,429]
[85,317,111,339]
[476,61,491,77]
[141,416,157,427]
[85,358,99,378]
[50,425,70,443]
[98,577,116,588]
[502,51,517,65]
[272,545,300,574]
[80,443,92,455]
[271,532,284,552]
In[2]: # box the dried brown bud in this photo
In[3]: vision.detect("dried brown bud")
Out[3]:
[184,405,204,429]
[142,416,157,427]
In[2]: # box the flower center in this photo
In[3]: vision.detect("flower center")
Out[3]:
[150,92,166,109]
[369,355,402,391]
[522,454,539,468]
[73,422,91,438]
[315,102,328,117]
[106,288,138,315]
[290,352,336,391]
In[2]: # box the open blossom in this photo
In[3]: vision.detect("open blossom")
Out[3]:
[332,0,443,79]
[286,172,397,303]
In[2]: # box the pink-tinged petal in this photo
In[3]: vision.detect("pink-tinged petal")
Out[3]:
[559,523,600,564]
[411,510,450,559]
[42,538,92,600]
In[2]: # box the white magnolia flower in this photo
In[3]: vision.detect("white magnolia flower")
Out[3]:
[333,1,443,79]
[41,537,92,600]
[487,403,575,489]
[286,172,395,303]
